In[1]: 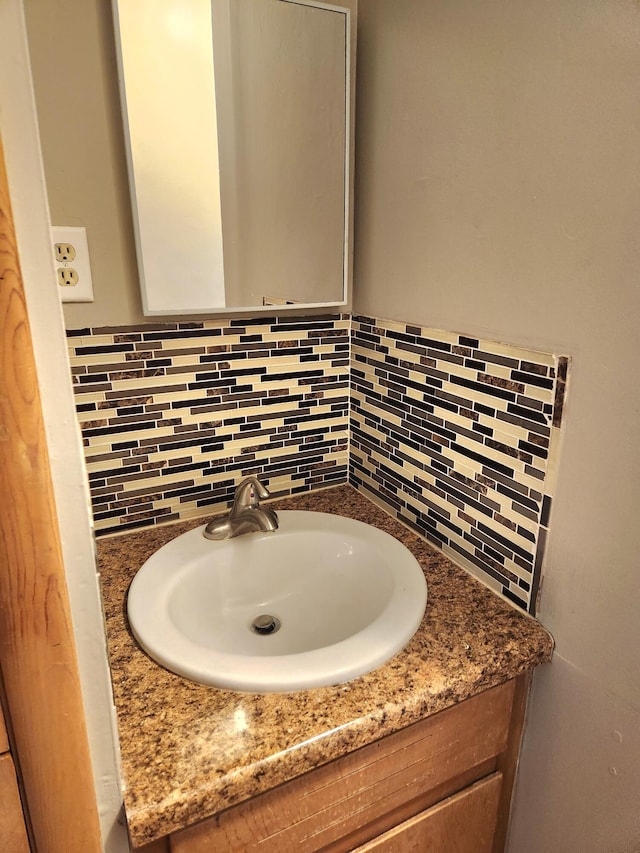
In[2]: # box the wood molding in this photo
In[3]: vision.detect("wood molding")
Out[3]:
[0,136,102,851]
[493,671,532,852]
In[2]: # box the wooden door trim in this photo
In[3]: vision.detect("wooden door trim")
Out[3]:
[0,136,102,851]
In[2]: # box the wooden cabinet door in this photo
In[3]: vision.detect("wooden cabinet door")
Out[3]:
[353,772,502,853]
[1,687,29,850]
[0,753,30,852]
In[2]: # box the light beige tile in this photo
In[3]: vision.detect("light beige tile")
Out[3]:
[476,338,556,368]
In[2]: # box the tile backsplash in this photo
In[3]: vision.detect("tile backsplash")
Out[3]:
[67,312,568,614]
[67,315,350,535]
[350,315,568,614]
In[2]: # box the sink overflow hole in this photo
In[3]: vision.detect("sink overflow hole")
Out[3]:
[251,615,281,636]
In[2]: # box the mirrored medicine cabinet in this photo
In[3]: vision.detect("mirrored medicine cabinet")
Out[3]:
[113,0,356,316]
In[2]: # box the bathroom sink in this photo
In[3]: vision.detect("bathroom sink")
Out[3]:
[127,511,427,692]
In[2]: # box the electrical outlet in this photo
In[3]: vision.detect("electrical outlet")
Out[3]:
[57,268,79,286]
[54,242,76,263]
[51,226,94,302]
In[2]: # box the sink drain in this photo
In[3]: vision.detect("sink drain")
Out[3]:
[250,614,281,636]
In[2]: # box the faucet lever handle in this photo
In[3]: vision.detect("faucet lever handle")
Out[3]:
[204,476,277,540]
[233,476,270,511]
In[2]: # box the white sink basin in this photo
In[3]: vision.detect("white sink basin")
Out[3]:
[127,511,427,692]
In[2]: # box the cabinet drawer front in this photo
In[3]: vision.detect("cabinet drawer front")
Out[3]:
[171,680,513,853]
[0,753,30,852]
[0,705,8,754]
[353,772,502,853]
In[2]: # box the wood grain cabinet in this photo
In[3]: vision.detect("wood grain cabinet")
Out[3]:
[140,674,529,853]
[0,704,30,852]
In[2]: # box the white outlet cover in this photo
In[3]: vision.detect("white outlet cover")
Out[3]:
[51,225,94,302]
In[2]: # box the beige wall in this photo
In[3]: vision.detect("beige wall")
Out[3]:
[24,0,354,324]
[24,0,143,328]
[354,0,640,849]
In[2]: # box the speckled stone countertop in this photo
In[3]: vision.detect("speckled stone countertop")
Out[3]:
[97,485,553,848]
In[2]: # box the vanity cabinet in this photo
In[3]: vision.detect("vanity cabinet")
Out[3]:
[138,674,528,853]
[0,704,30,851]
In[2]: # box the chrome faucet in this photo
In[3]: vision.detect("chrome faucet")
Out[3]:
[203,476,279,540]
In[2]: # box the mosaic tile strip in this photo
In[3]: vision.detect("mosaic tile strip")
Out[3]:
[67,309,568,615]
[67,315,350,535]
[349,315,569,614]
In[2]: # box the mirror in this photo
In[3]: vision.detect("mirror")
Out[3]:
[113,0,353,315]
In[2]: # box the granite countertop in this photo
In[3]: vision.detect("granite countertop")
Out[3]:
[97,484,554,848]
